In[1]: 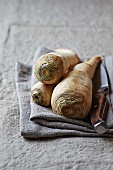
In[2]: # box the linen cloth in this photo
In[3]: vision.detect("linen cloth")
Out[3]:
[16,47,113,138]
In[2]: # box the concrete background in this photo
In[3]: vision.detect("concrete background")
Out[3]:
[1,0,113,169]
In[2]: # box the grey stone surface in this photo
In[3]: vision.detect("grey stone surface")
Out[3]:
[1,0,113,169]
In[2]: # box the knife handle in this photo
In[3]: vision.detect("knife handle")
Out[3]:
[90,90,107,126]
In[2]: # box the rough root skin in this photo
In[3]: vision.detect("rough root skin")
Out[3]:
[51,56,101,119]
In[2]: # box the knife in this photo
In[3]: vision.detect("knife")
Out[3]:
[90,60,109,134]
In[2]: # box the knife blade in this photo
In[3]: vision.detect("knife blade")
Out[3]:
[90,60,109,134]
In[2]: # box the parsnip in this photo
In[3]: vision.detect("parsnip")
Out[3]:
[31,82,55,106]
[34,48,79,84]
[51,56,101,119]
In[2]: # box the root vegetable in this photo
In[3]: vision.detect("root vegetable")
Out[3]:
[34,48,80,84]
[31,82,55,106]
[51,56,101,119]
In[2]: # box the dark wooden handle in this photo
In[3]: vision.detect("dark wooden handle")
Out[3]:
[90,90,107,125]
